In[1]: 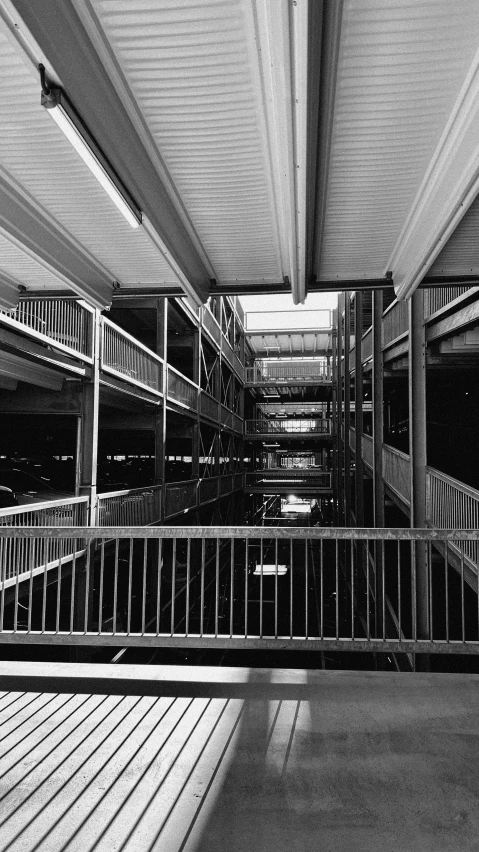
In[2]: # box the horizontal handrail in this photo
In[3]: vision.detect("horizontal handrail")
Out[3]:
[1,527,479,655]
[2,526,479,540]
[0,495,88,519]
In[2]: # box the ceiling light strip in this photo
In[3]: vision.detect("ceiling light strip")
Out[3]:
[40,68,142,229]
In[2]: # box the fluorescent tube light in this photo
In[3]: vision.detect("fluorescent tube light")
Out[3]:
[40,73,141,229]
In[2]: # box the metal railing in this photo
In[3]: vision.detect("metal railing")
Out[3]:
[164,480,198,518]
[97,486,162,527]
[167,365,197,410]
[245,419,332,436]
[427,468,479,569]
[362,433,374,469]
[200,391,220,421]
[382,444,411,505]
[0,298,94,361]
[101,317,163,394]
[424,287,475,317]
[245,471,332,490]
[1,526,479,655]
[360,327,372,363]
[382,299,408,348]
[0,498,88,584]
[245,361,331,384]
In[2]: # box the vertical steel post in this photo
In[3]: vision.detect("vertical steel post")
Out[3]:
[155,298,167,522]
[344,292,352,525]
[409,289,430,664]
[79,307,100,526]
[372,290,385,640]
[331,311,339,525]
[354,291,365,527]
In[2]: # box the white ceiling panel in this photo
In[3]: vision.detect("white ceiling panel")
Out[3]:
[0,24,183,291]
[0,230,70,293]
[429,195,479,277]
[86,0,288,285]
[317,0,479,282]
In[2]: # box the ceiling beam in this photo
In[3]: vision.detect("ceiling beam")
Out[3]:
[6,0,212,306]
[389,49,479,300]
[0,169,113,308]
[112,276,393,300]
[0,349,64,389]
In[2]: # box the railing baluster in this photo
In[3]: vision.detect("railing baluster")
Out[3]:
[304,539,308,640]
[156,539,163,635]
[445,541,449,644]
[200,538,205,637]
[56,554,63,633]
[381,540,386,642]
[185,539,191,637]
[350,539,354,640]
[98,540,105,634]
[41,536,49,633]
[397,540,401,640]
[259,538,263,638]
[274,538,278,639]
[320,538,324,640]
[112,539,119,635]
[171,538,176,636]
[290,537,293,639]
[215,538,220,638]
[245,539,249,638]
[142,539,148,636]
[335,539,339,640]
[230,539,235,638]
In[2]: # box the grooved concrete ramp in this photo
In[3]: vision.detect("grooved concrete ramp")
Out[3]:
[0,663,478,851]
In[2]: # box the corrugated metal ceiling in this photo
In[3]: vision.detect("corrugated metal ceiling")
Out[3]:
[0,20,184,302]
[87,0,284,285]
[247,331,332,358]
[316,0,479,283]
[429,195,479,277]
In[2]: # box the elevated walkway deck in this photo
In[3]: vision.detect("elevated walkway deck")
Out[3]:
[1,662,479,851]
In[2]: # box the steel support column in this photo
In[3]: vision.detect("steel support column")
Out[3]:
[354,292,365,527]
[79,308,100,526]
[408,289,430,662]
[372,290,384,640]
[344,293,352,525]
[155,298,167,522]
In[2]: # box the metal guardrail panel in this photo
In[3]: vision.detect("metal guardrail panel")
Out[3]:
[164,480,197,518]
[97,486,161,527]
[167,366,197,410]
[245,419,332,436]
[0,299,94,361]
[383,444,411,504]
[1,526,479,654]
[101,317,163,394]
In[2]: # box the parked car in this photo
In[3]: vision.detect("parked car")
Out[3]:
[0,486,17,509]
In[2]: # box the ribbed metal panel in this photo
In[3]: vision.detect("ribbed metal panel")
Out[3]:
[0,27,180,288]
[429,195,479,276]
[247,331,331,357]
[317,0,479,281]
[0,231,67,291]
[91,0,282,283]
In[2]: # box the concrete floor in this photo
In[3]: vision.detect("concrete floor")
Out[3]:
[0,661,479,851]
